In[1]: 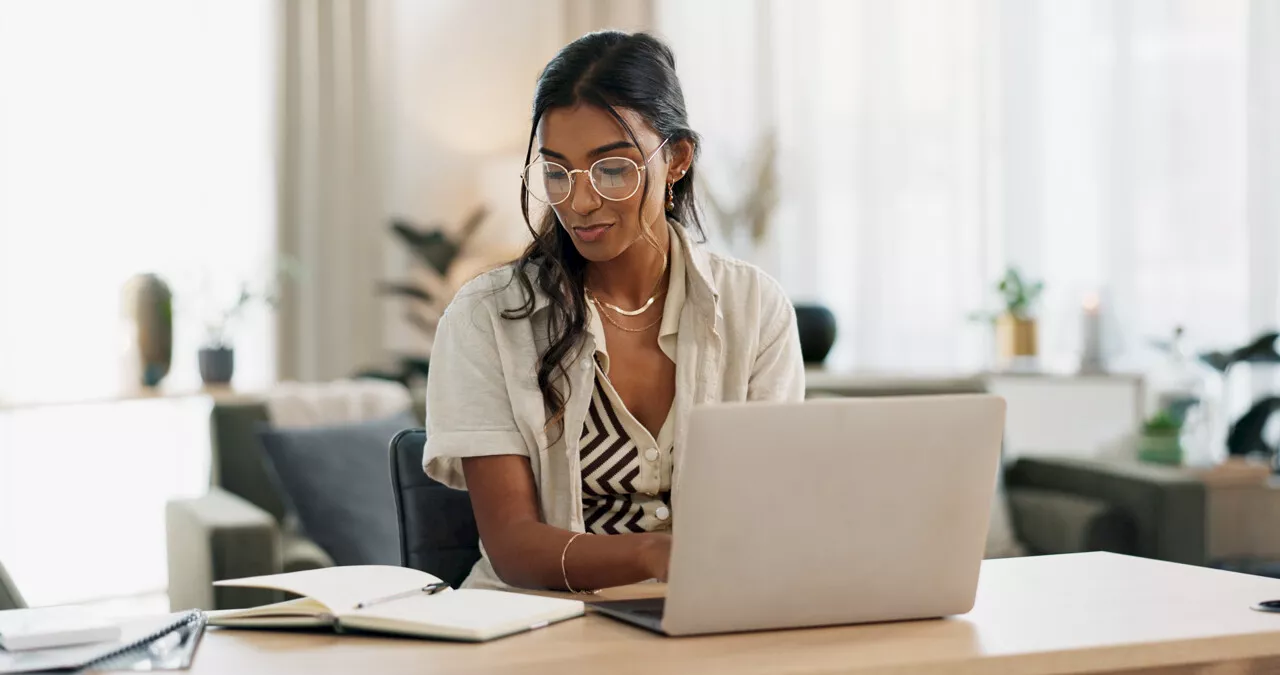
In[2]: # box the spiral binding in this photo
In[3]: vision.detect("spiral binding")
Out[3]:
[82,610,205,669]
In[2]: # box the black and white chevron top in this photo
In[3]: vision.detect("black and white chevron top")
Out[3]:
[579,371,673,535]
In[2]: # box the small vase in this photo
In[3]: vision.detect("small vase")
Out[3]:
[793,304,838,366]
[996,314,1038,358]
[199,346,235,386]
[122,274,173,387]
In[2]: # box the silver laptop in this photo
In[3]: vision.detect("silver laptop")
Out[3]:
[593,394,1006,636]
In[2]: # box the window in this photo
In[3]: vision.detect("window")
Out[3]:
[0,0,275,605]
[0,0,277,404]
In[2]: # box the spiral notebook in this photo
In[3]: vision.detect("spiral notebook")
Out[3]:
[0,610,205,674]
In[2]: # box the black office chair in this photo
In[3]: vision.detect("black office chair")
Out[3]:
[388,429,482,588]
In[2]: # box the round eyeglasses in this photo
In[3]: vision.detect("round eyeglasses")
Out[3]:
[522,138,669,205]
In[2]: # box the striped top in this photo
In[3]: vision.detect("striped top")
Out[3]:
[577,227,686,535]
[580,371,674,534]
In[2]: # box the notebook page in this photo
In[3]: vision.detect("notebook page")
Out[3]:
[214,565,441,613]
[348,589,583,635]
[205,596,330,622]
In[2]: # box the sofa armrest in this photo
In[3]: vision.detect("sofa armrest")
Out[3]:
[166,488,283,611]
[1006,456,1207,565]
[1006,487,1136,555]
[0,559,24,610]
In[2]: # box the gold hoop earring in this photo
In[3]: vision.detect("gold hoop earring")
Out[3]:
[666,182,675,211]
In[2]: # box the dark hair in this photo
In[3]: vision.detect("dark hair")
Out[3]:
[503,31,703,436]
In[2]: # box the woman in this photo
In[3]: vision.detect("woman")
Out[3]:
[424,30,804,592]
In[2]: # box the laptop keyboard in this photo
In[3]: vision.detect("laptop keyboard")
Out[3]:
[631,604,664,619]
[595,597,666,618]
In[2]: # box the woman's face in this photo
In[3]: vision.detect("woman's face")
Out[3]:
[534,105,688,263]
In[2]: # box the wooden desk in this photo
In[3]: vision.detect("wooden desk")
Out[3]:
[181,553,1280,675]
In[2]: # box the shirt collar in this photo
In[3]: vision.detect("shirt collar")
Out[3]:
[585,221,690,373]
[529,218,719,318]
[657,221,686,341]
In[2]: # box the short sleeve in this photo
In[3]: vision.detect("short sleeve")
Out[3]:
[423,283,530,490]
[748,275,806,403]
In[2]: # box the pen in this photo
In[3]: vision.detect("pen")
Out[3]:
[353,582,449,610]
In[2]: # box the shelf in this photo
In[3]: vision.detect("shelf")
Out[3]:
[0,384,249,411]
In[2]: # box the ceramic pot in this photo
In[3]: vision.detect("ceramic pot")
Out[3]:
[199,346,235,385]
[793,304,837,365]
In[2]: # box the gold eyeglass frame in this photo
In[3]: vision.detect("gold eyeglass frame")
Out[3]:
[521,138,670,205]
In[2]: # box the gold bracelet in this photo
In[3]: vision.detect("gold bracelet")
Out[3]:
[560,532,595,594]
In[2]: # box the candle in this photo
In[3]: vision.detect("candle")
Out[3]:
[1080,293,1105,373]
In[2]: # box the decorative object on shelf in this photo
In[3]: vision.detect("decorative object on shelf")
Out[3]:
[793,304,838,366]
[121,273,174,387]
[198,346,234,386]
[1079,293,1106,374]
[700,128,778,258]
[1138,410,1183,466]
[199,256,301,386]
[971,266,1044,365]
[1226,397,1280,461]
[360,208,501,388]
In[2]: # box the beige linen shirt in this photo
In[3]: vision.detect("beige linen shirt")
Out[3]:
[423,220,805,590]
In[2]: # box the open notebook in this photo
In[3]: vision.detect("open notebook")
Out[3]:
[207,566,584,642]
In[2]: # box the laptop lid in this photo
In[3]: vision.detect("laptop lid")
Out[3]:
[661,394,1006,636]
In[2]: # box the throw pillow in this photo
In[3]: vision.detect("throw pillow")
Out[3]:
[258,412,419,567]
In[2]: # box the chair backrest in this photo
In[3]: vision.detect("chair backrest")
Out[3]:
[388,429,481,588]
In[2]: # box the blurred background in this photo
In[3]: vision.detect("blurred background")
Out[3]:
[2,0,1279,613]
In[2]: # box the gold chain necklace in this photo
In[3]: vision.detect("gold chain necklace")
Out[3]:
[586,251,669,317]
[589,294,662,333]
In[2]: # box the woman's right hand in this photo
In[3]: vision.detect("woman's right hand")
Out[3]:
[636,533,673,582]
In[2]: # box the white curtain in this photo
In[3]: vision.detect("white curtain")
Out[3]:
[563,0,654,36]
[276,0,390,382]
[659,0,1280,384]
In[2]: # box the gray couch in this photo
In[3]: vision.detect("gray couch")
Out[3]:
[1005,456,1206,565]
[166,394,426,611]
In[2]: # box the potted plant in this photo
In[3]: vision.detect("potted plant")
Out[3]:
[972,267,1044,363]
[199,257,300,386]
[355,208,489,388]
[1139,409,1183,466]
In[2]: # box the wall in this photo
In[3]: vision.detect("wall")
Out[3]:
[382,0,563,357]
[381,0,655,359]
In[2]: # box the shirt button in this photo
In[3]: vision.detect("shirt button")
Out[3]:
[655,506,671,520]
[644,448,659,462]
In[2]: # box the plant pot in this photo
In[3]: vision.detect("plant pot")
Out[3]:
[199,347,235,385]
[1138,430,1182,466]
[793,304,838,366]
[996,314,1038,358]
